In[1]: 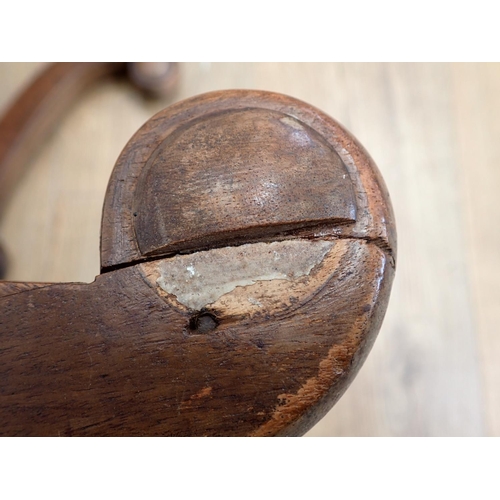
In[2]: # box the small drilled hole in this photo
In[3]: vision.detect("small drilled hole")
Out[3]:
[189,312,218,333]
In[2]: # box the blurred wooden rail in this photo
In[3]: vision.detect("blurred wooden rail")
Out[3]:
[0,62,498,436]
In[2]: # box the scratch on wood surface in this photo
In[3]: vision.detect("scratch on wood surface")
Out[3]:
[179,386,213,410]
[251,341,356,437]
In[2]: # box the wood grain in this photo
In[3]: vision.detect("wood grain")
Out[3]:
[451,63,500,436]
[132,106,356,256]
[101,89,394,271]
[0,63,498,436]
[0,81,394,435]
[0,240,391,436]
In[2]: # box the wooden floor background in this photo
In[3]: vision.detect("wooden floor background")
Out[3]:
[0,62,498,436]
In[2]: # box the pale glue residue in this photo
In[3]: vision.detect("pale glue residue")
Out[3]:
[156,240,334,310]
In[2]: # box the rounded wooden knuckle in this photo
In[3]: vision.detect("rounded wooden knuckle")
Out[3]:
[96,90,396,435]
[1,85,396,436]
[101,90,395,269]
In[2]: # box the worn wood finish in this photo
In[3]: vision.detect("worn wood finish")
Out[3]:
[133,107,356,256]
[101,90,395,269]
[0,281,53,298]
[0,73,396,435]
[0,240,392,436]
[2,63,498,437]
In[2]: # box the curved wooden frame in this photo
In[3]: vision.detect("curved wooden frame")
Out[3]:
[0,70,396,436]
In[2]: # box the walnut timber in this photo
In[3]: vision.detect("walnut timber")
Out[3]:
[0,77,396,436]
